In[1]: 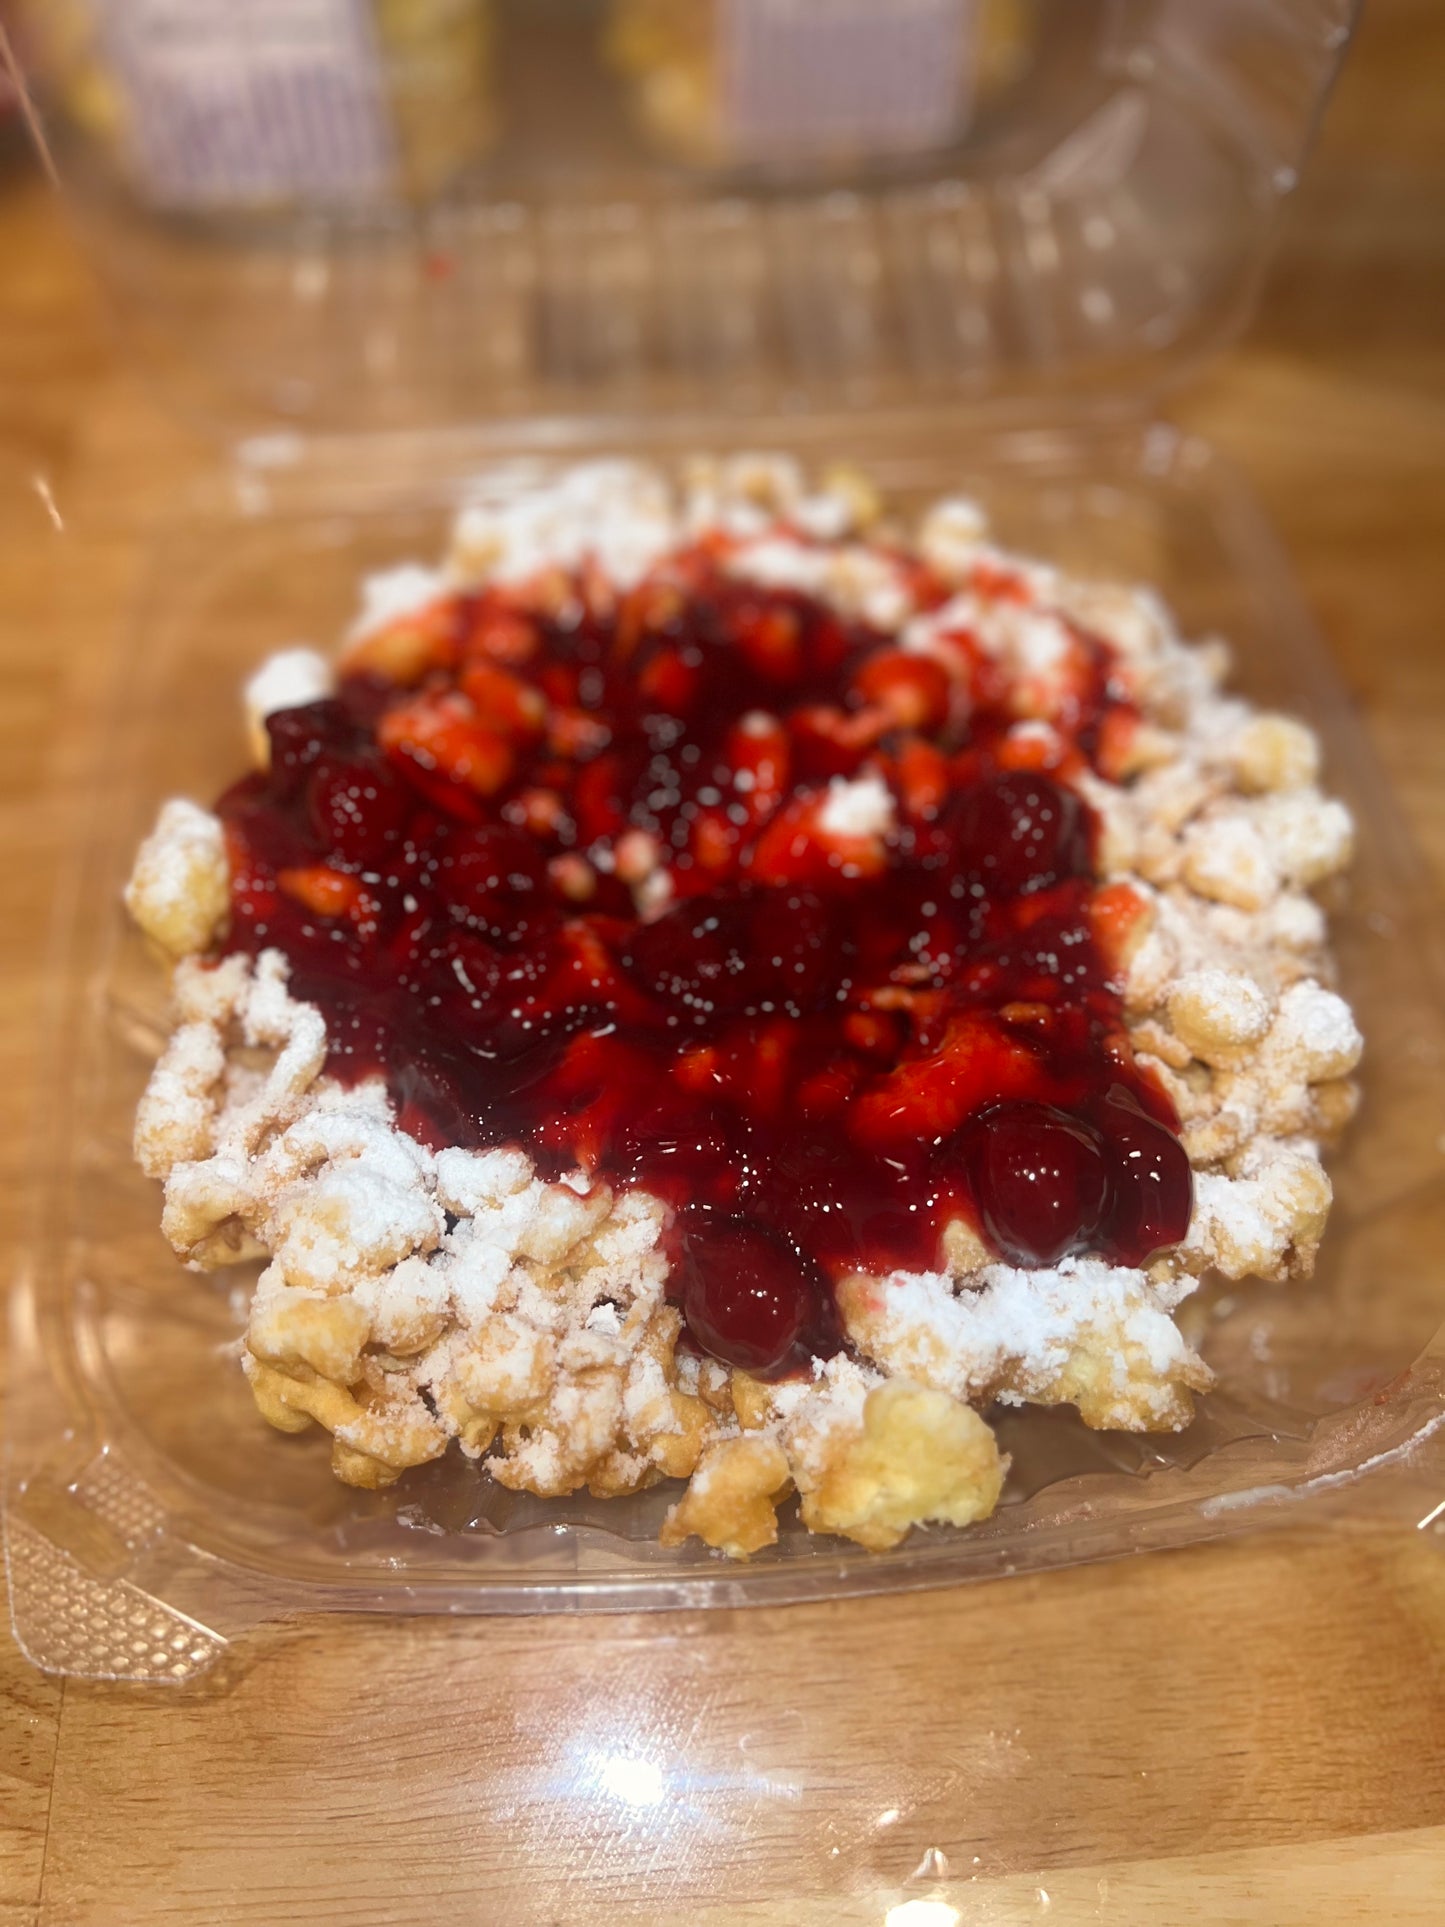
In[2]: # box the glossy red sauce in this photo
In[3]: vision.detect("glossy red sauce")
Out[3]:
[216,542,1191,1376]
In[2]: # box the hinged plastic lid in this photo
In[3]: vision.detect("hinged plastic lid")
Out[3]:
[15,1,1358,441]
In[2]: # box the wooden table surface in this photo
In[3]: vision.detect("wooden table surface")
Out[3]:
[3,7,1444,1922]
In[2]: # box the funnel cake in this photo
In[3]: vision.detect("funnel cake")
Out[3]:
[125,457,1360,1556]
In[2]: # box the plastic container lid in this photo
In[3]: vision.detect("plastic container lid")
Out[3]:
[9,423,1445,1674]
[17,0,1360,438]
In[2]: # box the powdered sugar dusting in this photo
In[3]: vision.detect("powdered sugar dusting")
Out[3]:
[839,1258,1210,1431]
[350,564,448,641]
[819,772,896,839]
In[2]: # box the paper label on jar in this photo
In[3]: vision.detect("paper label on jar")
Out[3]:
[93,0,393,208]
[721,0,977,161]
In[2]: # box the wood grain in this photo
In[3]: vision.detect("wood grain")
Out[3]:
[25,1539,1445,1926]
[3,3,1445,1920]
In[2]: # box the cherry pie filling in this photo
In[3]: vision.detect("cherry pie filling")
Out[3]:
[216,549,1192,1379]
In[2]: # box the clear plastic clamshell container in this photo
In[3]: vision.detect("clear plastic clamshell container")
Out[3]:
[10,0,1445,1683]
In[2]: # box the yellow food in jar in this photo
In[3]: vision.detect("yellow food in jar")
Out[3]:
[605,0,1035,170]
[23,0,496,210]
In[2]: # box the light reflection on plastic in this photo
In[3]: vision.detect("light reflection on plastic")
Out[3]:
[885,1903,961,1927]
[909,1849,950,1883]
[596,1754,666,1808]
[31,473,63,532]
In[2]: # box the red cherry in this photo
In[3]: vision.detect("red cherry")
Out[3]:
[679,1219,822,1377]
[218,775,316,873]
[850,648,951,731]
[958,1100,1109,1267]
[436,825,546,902]
[307,755,411,866]
[266,700,361,801]
[949,772,1089,898]
[724,598,805,685]
[623,887,839,1027]
[633,639,704,715]
[425,930,506,1040]
[958,905,1099,1004]
[852,867,979,986]
[734,889,840,1015]
[622,893,751,1024]
[1090,1085,1193,1265]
